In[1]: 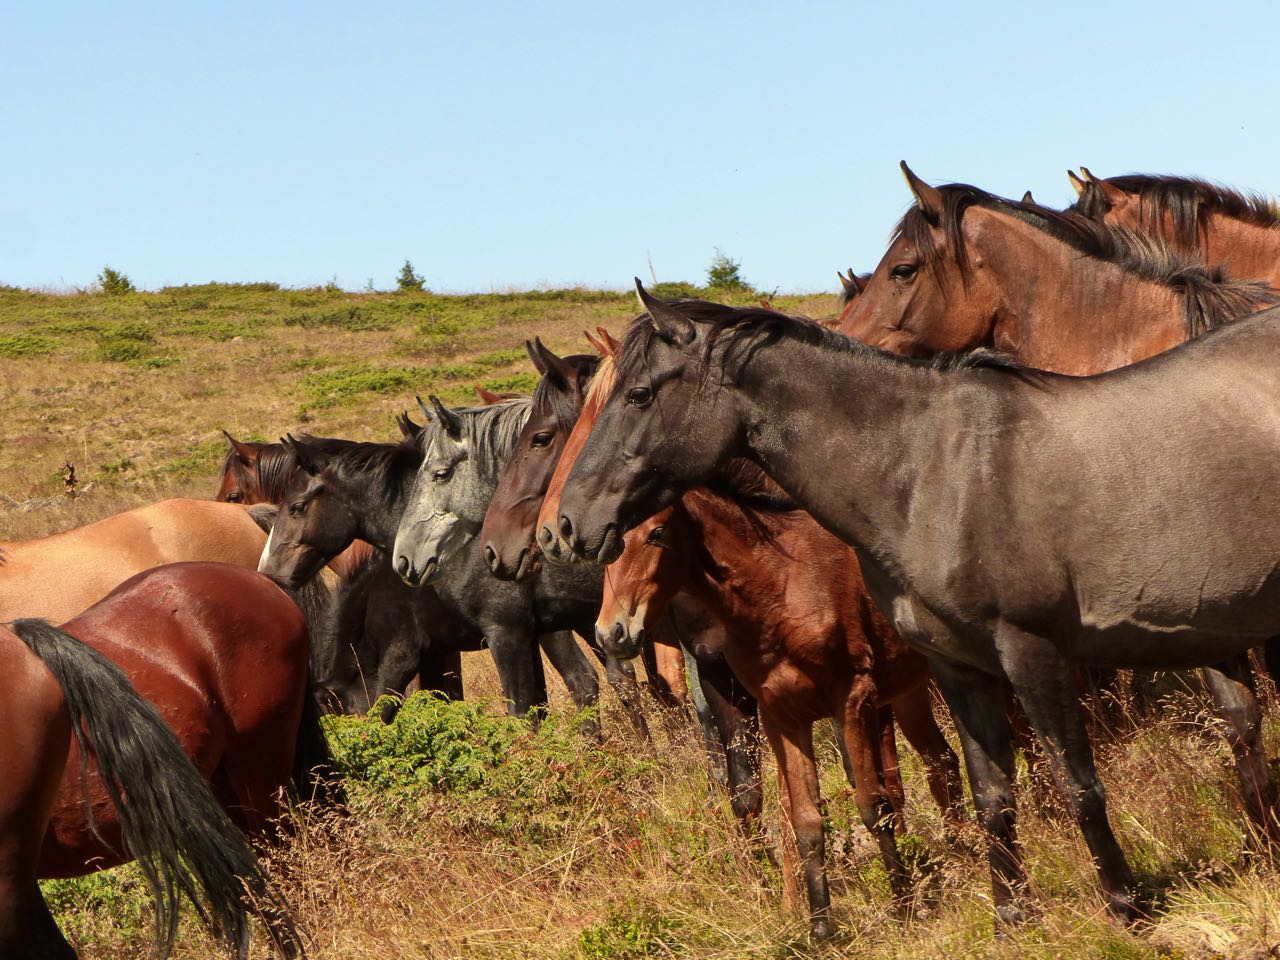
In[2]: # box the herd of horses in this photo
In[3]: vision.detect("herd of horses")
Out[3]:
[6,165,1280,955]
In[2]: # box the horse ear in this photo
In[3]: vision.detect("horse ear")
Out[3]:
[838,269,858,299]
[395,411,422,439]
[531,337,575,389]
[851,272,868,294]
[583,329,606,355]
[222,430,258,467]
[1067,169,1088,197]
[525,338,549,375]
[1080,167,1127,206]
[416,395,434,423]
[597,326,620,355]
[900,161,942,219]
[474,385,505,405]
[429,395,464,441]
[283,434,327,476]
[1021,190,1035,205]
[635,278,695,345]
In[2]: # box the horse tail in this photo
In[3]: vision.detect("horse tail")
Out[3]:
[291,668,348,813]
[10,618,305,960]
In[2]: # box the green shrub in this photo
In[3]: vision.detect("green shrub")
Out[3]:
[705,248,751,292]
[0,332,58,358]
[397,259,426,292]
[302,363,421,407]
[575,908,684,959]
[97,265,136,296]
[647,281,706,300]
[94,323,156,362]
[284,306,393,332]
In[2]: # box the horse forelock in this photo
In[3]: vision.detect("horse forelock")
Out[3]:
[532,354,601,432]
[421,397,532,479]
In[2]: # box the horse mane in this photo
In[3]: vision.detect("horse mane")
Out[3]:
[1070,174,1280,250]
[418,397,532,477]
[532,354,601,433]
[896,183,1278,337]
[291,435,422,504]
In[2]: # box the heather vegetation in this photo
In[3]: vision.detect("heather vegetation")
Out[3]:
[3,281,1280,958]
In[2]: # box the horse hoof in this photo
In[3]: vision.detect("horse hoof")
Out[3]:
[1107,891,1150,925]
[809,919,836,941]
[995,903,1028,927]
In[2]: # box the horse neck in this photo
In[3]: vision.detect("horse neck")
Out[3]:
[349,468,412,551]
[733,335,939,567]
[976,209,1188,373]
[1202,213,1280,289]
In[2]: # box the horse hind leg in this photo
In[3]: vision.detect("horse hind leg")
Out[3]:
[839,684,910,910]
[890,682,964,827]
[1201,655,1280,847]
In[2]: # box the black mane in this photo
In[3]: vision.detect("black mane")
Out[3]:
[292,435,422,503]
[896,183,1277,337]
[1069,173,1279,251]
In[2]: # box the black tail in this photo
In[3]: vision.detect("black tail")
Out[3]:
[12,619,305,960]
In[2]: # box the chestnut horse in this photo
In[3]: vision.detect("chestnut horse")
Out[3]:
[838,165,1280,842]
[3,564,315,958]
[491,340,762,827]
[0,499,272,625]
[557,286,1280,931]
[595,467,964,934]
[1069,169,1280,289]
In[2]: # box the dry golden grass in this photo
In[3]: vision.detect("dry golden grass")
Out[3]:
[6,285,1280,959]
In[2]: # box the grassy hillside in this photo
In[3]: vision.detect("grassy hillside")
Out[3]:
[4,284,1280,958]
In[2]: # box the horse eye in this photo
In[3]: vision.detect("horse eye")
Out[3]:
[288,501,307,517]
[627,386,653,407]
[890,263,918,281]
[433,466,453,482]
[646,526,665,546]
[531,432,554,448]
[225,492,243,503]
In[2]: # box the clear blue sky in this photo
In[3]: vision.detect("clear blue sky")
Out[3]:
[3,1,1278,293]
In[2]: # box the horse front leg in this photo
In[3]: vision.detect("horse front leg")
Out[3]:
[996,627,1141,921]
[928,657,1028,926]
[762,710,833,941]
[485,626,548,724]
[1201,654,1280,847]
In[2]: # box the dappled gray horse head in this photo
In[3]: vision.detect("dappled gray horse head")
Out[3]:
[393,395,531,586]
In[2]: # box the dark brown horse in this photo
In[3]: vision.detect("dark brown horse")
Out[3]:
[595,467,963,934]
[838,165,1280,843]
[1069,169,1280,290]
[216,430,463,709]
[557,286,1280,930]
[3,563,316,958]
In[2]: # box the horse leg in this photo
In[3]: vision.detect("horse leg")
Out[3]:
[486,626,548,723]
[891,683,964,827]
[762,711,833,940]
[539,631,601,736]
[683,650,731,792]
[877,707,907,825]
[997,629,1141,921]
[1201,655,1280,846]
[929,657,1027,925]
[839,685,909,908]
[418,645,464,701]
[695,651,762,831]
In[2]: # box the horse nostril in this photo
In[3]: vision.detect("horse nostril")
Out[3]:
[396,556,410,577]
[611,621,625,645]
[559,515,573,539]
[537,525,554,549]
[483,544,497,570]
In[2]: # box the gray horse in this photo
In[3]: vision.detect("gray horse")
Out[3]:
[557,282,1280,935]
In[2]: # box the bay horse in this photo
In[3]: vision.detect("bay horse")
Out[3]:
[482,339,763,828]
[1069,169,1280,290]
[838,165,1280,842]
[558,286,1280,929]
[3,564,315,958]
[216,429,463,710]
[257,432,602,725]
[595,464,964,934]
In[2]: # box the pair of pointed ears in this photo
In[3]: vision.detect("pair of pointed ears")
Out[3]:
[583,326,620,358]
[1068,167,1127,205]
[524,336,578,389]
[837,269,868,299]
[635,279,696,345]
[416,394,463,441]
[280,434,328,477]
[395,411,422,439]
[222,430,259,467]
